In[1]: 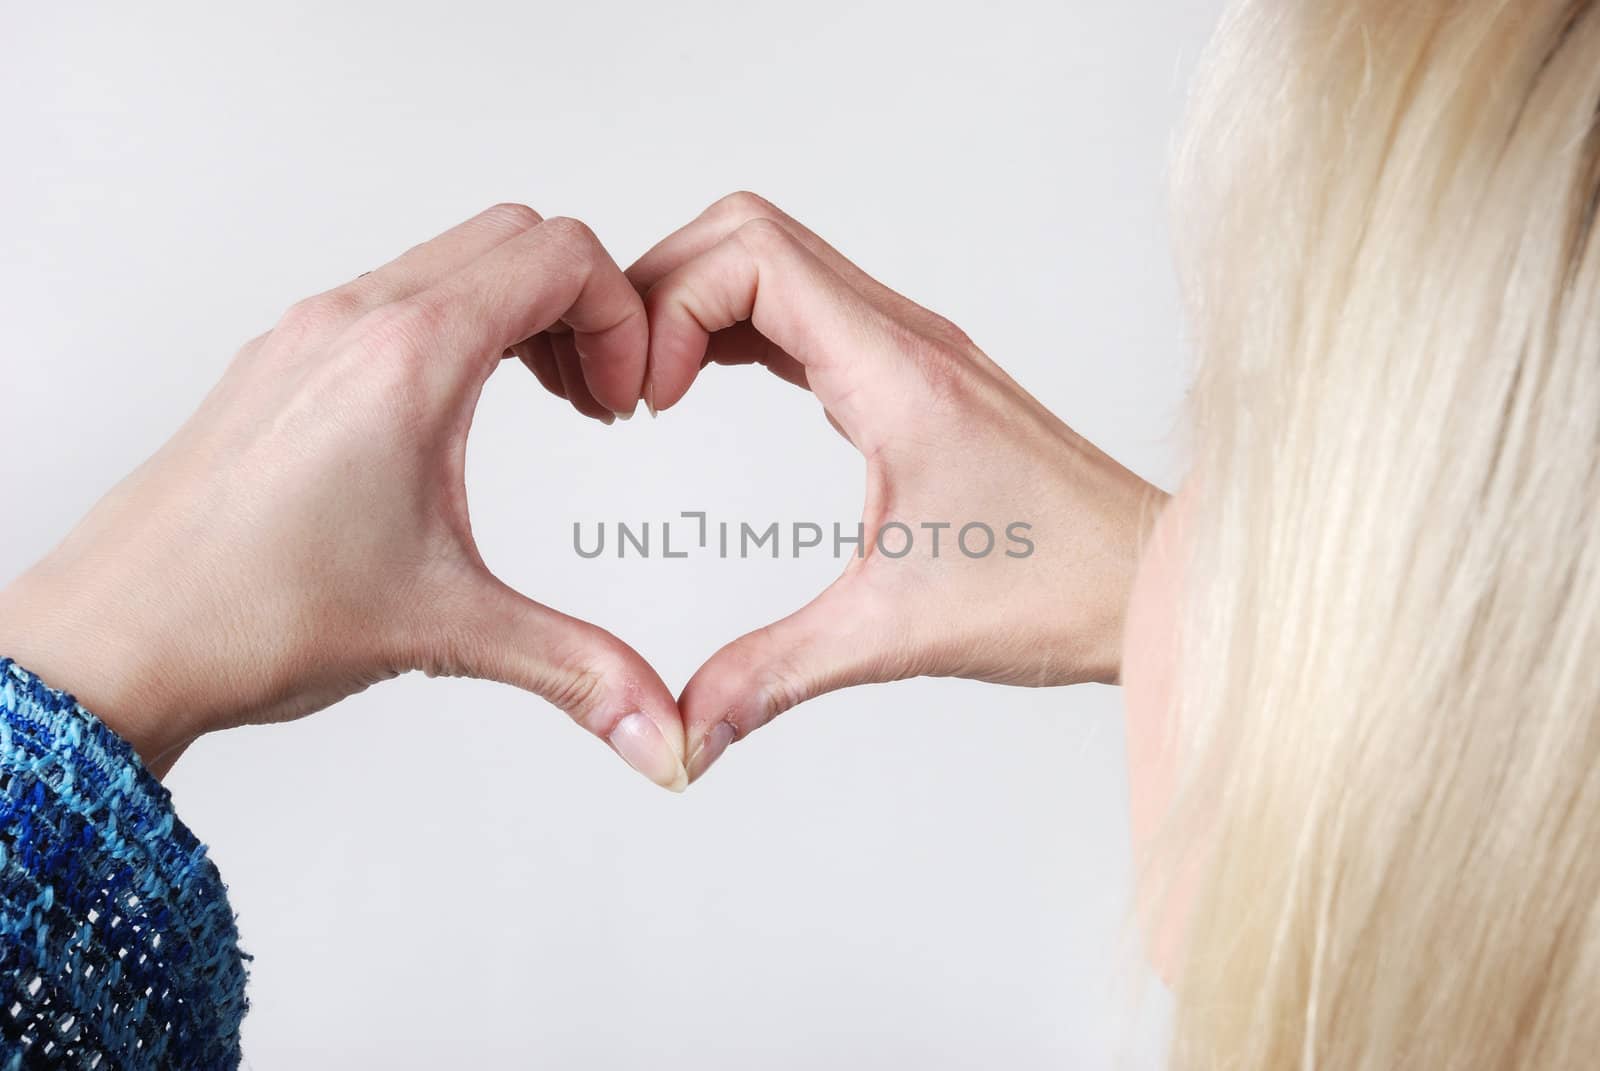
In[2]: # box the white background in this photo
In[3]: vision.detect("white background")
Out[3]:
[0,2,1216,1066]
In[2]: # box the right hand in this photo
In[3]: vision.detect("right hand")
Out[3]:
[621,193,1166,782]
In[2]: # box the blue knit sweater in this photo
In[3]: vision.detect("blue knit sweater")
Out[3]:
[0,659,247,1068]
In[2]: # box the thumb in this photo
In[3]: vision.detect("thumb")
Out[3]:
[679,577,903,783]
[433,574,687,792]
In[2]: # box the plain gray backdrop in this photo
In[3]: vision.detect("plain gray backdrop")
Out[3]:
[1,2,1219,1066]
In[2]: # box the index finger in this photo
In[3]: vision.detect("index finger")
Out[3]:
[628,192,922,321]
[641,217,911,444]
[403,216,648,411]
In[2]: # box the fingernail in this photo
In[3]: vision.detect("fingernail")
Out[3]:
[686,722,736,783]
[599,412,616,426]
[608,712,687,792]
[612,404,635,422]
[644,382,658,419]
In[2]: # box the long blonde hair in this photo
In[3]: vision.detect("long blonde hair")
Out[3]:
[1160,1,1600,1066]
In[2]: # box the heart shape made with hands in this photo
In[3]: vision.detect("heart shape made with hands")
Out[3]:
[500,192,1143,791]
[0,189,1138,792]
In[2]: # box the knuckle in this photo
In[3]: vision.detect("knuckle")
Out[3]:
[741,631,810,727]
[232,330,272,363]
[708,190,778,224]
[480,201,543,233]
[755,677,801,727]
[732,215,792,254]
[539,215,599,252]
[754,666,807,727]
[548,646,624,730]
[348,299,438,364]
[550,669,606,727]
[536,217,603,278]
[926,313,975,351]
[276,289,363,340]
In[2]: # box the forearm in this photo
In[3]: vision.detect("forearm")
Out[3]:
[0,563,200,778]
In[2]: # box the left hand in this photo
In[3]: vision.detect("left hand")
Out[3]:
[0,204,689,788]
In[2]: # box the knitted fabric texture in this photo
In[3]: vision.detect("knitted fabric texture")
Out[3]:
[0,659,247,1069]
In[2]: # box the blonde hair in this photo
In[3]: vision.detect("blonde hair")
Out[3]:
[1159,1,1600,1066]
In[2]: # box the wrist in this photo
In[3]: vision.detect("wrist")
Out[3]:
[1055,439,1170,688]
[0,561,203,776]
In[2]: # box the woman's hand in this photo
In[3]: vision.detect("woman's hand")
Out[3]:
[0,204,689,788]
[625,193,1165,781]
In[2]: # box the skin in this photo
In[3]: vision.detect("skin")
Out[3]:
[0,194,1167,812]
[0,204,688,787]
[620,193,1167,780]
